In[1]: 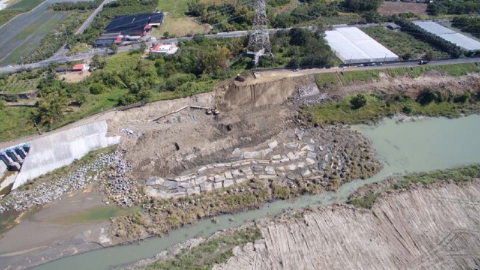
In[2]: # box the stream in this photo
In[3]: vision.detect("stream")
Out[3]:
[35,115,480,270]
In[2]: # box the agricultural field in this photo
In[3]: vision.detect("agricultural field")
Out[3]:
[378,2,427,16]
[0,77,40,94]
[0,1,68,65]
[156,0,209,37]
[362,26,450,60]
[6,0,44,10]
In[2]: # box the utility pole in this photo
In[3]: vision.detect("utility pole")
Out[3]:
[247,0,272,64]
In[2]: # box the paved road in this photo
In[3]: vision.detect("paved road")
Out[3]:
[75,0,111,35]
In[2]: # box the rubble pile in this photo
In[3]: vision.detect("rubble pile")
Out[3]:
[291,85,327,106]
[144,127,381,200]
[0,153,116,213]
[102,156,140,207]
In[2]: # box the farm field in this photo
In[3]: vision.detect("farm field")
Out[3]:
[0,75,41,94]
[378,2,427,16]
[0,1,67,65]
[6,0,44,10]
[157,0,189,18]
[362,26,450,60]
[152,16,208,37]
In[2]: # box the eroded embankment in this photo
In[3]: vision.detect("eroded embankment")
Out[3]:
[215,179,480,270]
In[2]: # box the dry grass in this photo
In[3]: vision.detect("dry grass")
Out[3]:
[58,71,91,83]
[378,2,427,16]
[153,17,209,37]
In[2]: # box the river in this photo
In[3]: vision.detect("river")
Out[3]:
[35,115,480,270]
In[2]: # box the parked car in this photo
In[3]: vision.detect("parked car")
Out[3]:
[357,64,364,67]
[419,60,428,65]
[368,62,377,66]
[325,65,332,69]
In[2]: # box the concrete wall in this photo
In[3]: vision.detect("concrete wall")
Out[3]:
[12,121,120,189]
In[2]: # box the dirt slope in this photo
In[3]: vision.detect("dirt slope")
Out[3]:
[215,180,480,270]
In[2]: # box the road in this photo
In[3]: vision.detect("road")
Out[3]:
[0,23,392,74]
[75,0,111,35]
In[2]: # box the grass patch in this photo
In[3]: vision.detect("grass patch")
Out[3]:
[339,69,380,85]
[144,226,262,270]
[6,0,44,10]
[301,89,480,125]
[0,9,23,27]
[152,17,208,38]
[49,205,141,226]
[158,0,189,18]
[0,107,38,141]
[362,26,450,60]
[67,43,91,55]
[347,164,480,209]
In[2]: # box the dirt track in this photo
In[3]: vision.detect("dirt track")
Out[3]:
[215,179,480,270]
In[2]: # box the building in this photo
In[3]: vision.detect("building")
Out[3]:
[94,32,121,47]
[72,63,88,72]
[149,43,178,55]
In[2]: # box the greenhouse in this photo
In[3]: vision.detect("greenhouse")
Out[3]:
[325,27,399,64]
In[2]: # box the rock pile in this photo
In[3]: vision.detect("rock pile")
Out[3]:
[0,153,116,213]
[144,127,381,200]
[102,156,140,207]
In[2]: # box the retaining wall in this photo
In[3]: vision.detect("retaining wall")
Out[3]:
[12,121,120,189]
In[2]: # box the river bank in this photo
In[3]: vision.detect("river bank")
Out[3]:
[29,114,480,270]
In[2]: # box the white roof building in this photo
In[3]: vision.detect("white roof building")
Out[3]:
[413,21,480,51]
[150,43,178,55]
[325,27,399,64]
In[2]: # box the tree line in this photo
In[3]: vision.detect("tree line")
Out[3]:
[50,0,102,11]
[427,0,480,16]
[452,17,480,40]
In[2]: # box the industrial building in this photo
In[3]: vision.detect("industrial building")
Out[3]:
[94,12,163,47]
[413,21,480,52]
[325,27,399,64]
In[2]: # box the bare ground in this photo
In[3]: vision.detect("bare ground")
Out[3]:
[378,2,428,16]
[215,179,480,270]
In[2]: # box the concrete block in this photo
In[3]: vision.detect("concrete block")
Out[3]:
[268,140,278,149]
[225,171,233,179]
[213,182,223,189]
[223,179,234,188]
[243,151,260,159]
[307,152,317,158]
[198,166,207,173]
[259,175,276,179]
[265,166,276,175]
[302,169,311,177]
[287,152,297,160]
[301,144,315,152]
[235,178,247,184]
[214,174,225,182]
[195,176,207,185]
[306,158,316,165]
[200,182,213,192]
[297,162,305,168]
[287,164,297,171]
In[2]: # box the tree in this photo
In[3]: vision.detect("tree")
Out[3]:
[163,31,170,39]
[350,94,367,109]
[90,83,105,95]
[109,43,118,54]
[36,92,66,127]
[344,0,383,12]
[424,51,434,61]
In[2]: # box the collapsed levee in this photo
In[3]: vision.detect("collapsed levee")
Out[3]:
[12,121,120,189]
[214,179,480,270]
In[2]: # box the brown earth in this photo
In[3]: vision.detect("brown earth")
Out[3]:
[57,70,91,83]
[378,2,428,16]
[215,179,480,270]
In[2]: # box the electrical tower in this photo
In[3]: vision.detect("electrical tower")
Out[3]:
[247,0,272,63]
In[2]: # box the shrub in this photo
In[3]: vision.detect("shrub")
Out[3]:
[350,94,367,109]
[89,83,105,95]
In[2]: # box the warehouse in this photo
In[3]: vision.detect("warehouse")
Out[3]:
[325,27,399,64]
[413,21,480,51]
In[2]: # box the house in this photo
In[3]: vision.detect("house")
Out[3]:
[72,63,88,72]
[149,43,179,55]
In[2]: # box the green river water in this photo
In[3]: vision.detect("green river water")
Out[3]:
[35,115,480,270]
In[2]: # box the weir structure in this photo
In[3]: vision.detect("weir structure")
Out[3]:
[247,0,272,64]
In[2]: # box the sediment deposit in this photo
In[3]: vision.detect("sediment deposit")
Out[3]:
[215,179,480,270]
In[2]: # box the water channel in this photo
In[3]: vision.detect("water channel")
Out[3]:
[35,115,480,270]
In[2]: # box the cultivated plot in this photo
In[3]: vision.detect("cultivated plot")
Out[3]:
[0,1,67,65]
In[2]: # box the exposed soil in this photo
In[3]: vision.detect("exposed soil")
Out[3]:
[58,70,91,83]
[215,179,480,269]
[378,2,428,16]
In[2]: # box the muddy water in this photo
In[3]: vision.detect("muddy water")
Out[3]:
[35,115,480,270]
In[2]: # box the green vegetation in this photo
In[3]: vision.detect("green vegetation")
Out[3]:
[0,36,248,141]
[0,10,23,27]
[301,89,480,125]
[348,193,380,209]
[187,1,254,32]
[144,227,262,270]
[343,0,382,12]
[394,19,465,58]
[158,0,189,18]
[451,17,480,40]
[259,27,336,68]
[50,0,102,11]
[348,164,480,209]
[427,0,480,15]
[0,70,43,94]
[50,205,141,225]
[6,0,44,10]
[361,26,450,61]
